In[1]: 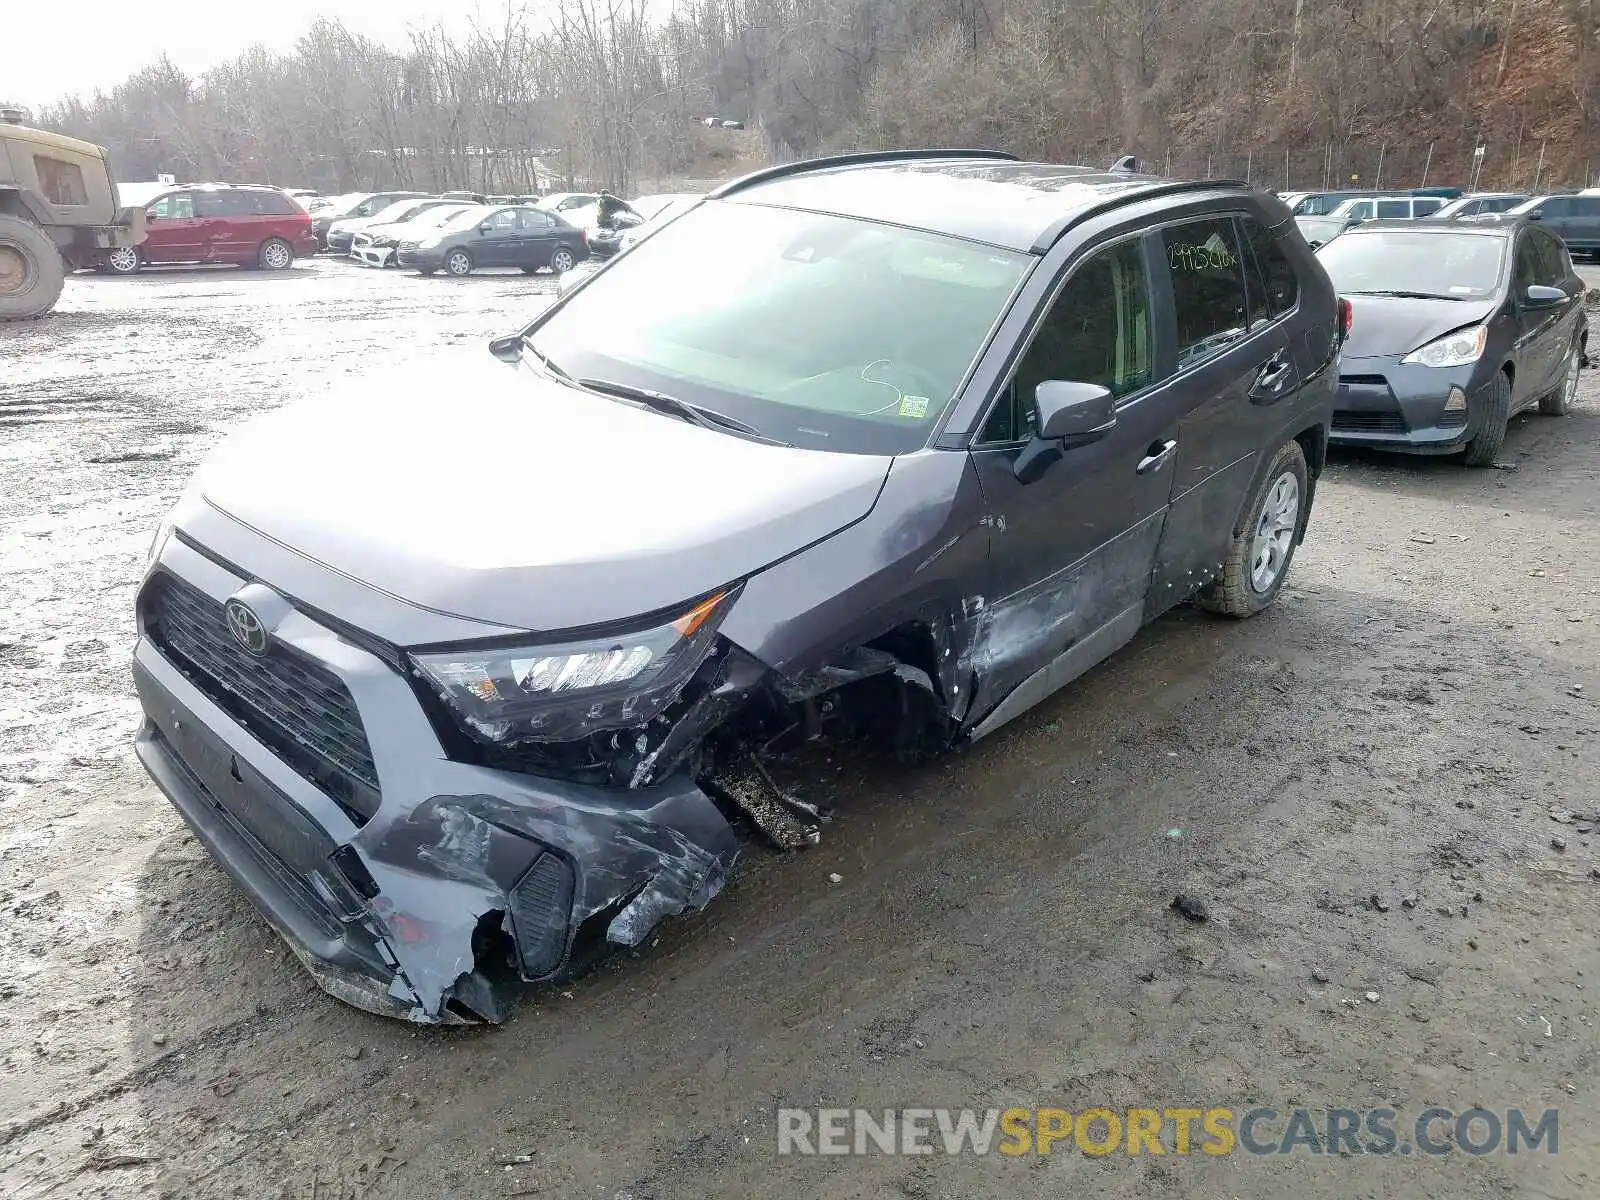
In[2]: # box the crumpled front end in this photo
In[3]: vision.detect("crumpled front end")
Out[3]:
[349,234,394,268]
[131,539,742,1024]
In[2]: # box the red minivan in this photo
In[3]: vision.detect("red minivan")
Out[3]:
[104,185,318,273]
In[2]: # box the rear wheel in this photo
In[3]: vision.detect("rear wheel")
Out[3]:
[0,213,66,319]
[1540,336,1583,416]
[1463,370,1512,466]
[104,246,142,275]
[416,267,437,276]
[549,246,576,274]
[1196,439,1308,618]
[258,238,294,271]
[444,249,473,277]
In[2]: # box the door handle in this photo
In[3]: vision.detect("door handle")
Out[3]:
[1137,439,1178,474]
[1255,352,1293,392]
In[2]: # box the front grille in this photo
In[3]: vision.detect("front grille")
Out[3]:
[1333,409,1409,434]
[143,573,380,822]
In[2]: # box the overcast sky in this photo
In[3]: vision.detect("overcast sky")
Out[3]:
[9,1,533,109]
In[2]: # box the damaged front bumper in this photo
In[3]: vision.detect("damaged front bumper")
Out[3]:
[349,239,394,268]
[131,566,740,1025]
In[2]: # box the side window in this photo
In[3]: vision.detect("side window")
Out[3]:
[251,190,297,216]
[34,156,88,205]
[1513,235,1543,290]
[1164,218,1249,370]
[149,193,194,219]
[1573,197,1600,218]
[1350,201,1373,220]
[1538,198,1571,219]
[1375,200,1409,219]
[978,239,1152,443]
[522,210,556,229]
[194,191,245,218]
[483,209,520,231]
[1240,217,1299,322]
[1534,230,1569,284]
[1414,198,1444,216]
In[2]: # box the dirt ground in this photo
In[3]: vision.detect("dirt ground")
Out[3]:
[2,258,1598,1199]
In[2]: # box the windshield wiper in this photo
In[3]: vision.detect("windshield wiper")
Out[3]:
[1345,289,1468,301]
[522,338,573,380]
[576,377,791,445]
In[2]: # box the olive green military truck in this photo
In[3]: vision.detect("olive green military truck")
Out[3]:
[0,105,146,318]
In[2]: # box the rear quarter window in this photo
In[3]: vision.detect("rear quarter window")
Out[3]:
[1240,218,1300,321]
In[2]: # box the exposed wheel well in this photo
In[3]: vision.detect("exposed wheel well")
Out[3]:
[1293,425,1326,479]
[0,189,31,220]
[1501,360,1515,387]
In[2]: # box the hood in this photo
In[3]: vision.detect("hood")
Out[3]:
[1339,294,1497,359]
[192,353,893,634]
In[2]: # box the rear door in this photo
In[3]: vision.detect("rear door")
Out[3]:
[142,190,204,263]
[1151,213,1298,594]
[965,234,1178,735]
[515,208,560,267]
[192,189,250,262]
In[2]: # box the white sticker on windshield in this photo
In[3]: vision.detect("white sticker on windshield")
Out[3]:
[899,395,931,418]
[1450,285,1474,293]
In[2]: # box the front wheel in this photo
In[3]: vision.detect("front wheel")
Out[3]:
[1541,337,1583,416]
[444,249,474,277]
[0,213,66,319]
[1196,439,1308,618]
[104,246,142,275]
[1463,370,1512,466]
[549,246,576,274]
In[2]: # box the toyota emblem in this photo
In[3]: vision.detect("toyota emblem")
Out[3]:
[223,597,270,656]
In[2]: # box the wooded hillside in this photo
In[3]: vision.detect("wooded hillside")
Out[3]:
[34,0,1600,195]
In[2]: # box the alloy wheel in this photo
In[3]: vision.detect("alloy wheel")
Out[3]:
[106,247,141,274]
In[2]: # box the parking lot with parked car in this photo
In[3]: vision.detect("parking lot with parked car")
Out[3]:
[6,145,1600,1196]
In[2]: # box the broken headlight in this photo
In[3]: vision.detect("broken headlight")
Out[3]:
[409,591,732,745]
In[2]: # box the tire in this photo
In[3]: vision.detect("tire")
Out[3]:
[1540,336,1583,416]
[258,238,294,271]
[444,249,474,277]
[520,266,539,275]
[0,213,66,319]
[1196,439,1308,618]
[104,246,142,275]
[1463,369,1512,466]
[416,267,436,276]
[549,246,576,274]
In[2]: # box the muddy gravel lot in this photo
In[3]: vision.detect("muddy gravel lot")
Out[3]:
[2,258,1599,1199]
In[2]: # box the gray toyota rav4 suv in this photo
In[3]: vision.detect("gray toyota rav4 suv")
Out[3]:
[133,151,1338,1023]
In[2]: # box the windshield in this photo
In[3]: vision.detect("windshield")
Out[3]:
[1506,197,1549,216]
[408,204,473,229]
[1294,194,1358,216]
[528,201,1032,454]
[438,205,495,231]
[1317,231,1506,299]
[369,199,426,223]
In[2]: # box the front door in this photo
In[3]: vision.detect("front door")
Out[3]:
[1512,229,1563,401]
[965,235,1178,736]
[143,191,205,263]
[474,209,521,266]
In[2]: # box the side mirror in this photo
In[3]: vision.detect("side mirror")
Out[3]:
[1014,381,1116,484]
[1524,284,1567,309]
[1525,211,1544,221]
[479,224,492,235]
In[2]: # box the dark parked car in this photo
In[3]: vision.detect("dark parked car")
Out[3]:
[310,190,429,246]
[1499,194,1600,258]
[132,150,1337,1024]
[395,204,587,276]
[1320,220,1586,464]
[104,185,315,273]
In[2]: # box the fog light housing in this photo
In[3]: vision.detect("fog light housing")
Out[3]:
[508,852,575,978]
[1444,386,1467,411]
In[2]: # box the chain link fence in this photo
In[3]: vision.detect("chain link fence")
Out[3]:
[1143,141,1594,195]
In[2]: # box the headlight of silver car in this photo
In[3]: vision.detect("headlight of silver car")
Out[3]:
[409,590,733,744]
[1401,324,1488,368]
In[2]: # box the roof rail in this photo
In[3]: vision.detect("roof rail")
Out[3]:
[1031,178,1248,253]
[708,148,1020,199]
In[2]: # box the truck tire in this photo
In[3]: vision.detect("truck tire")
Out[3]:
[0,213,66,319]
